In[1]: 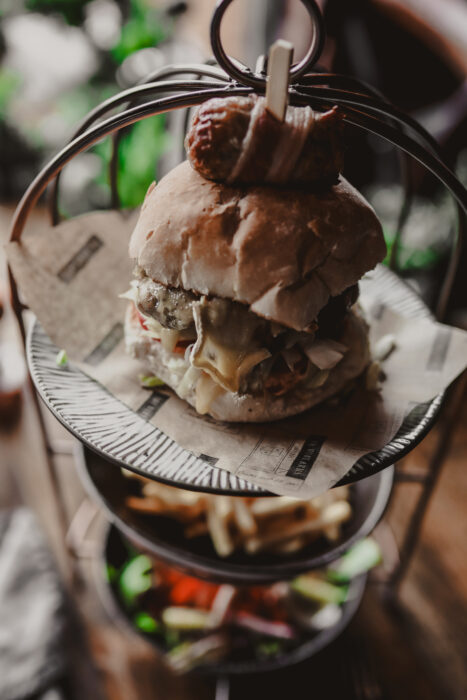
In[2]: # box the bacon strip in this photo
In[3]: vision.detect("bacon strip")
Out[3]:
[186,96,344,186]
[228,98,265,183]
[266,104,315,183]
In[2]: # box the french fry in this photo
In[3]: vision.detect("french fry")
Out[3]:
[126,495,204,523]
[213,496,234,521]
[184,521,209,538]
[273,537,307,554]
[233,498,257,535]
[207,498,235,558]
[323,524,341,542]
[121,468,148,484]
[333,485,350,500]
[124,473,353,558]
[250,497,305,518]
[125,495,167,513]
[142,481,205,507]
[244,501,352,554]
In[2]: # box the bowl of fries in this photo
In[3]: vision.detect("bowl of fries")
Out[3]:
[77,446,393,584]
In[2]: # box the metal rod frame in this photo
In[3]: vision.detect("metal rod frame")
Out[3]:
[7,0,467,610]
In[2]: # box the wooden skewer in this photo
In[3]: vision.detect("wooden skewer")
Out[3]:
[265,39,294,122]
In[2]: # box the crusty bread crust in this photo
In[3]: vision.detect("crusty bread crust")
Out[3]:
[129,160,385,331]
[125,304,370,422]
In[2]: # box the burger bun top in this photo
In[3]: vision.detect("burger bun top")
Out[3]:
[130,160,385,331]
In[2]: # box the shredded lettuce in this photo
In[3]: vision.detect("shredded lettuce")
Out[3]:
[140,375,165,388]
[119,281,139,304]
[56,349,68,367]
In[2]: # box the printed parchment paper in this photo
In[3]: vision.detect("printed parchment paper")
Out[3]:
[7,210,467,498]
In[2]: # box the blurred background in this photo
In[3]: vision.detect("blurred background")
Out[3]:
[0,1,466,699]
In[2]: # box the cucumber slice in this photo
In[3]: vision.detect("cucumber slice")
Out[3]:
[328,538,382,583]
[119,554,153,607]
[162,607,212,630]
[257,640,282,658]
[291,575,348,605]
[134,611,160,634]
[309,603,342,630]
[168,635,226,672]
[105,563,118,584]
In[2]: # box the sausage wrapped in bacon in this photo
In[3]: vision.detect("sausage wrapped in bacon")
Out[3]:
[185,95,344,186]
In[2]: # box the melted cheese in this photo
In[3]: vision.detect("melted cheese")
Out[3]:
[302,339,347,370]
[137,316,180,352]
[159,328,180,353]
[195,373,225,415]
[190,300,270,393]
[177,365,201,399]
[191,331,270,393]
[308,369,330,388]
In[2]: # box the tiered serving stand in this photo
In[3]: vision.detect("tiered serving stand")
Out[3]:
[8,0,467,691]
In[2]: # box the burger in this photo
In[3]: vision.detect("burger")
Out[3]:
[123,98,386,422]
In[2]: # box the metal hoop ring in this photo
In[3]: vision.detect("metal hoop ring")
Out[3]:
[49,66,229,224]
[210,0,325,89]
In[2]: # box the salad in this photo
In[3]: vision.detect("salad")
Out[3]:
[106,535,382,672]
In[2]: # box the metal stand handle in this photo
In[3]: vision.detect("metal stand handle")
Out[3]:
[6,0,467,610]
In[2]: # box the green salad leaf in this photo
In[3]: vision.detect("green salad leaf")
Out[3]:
[119,554,153,608]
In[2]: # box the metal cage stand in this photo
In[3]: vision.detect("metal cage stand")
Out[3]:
[6,0,467,693]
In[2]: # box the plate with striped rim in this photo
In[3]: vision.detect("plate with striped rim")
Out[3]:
[27,265,443,495]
